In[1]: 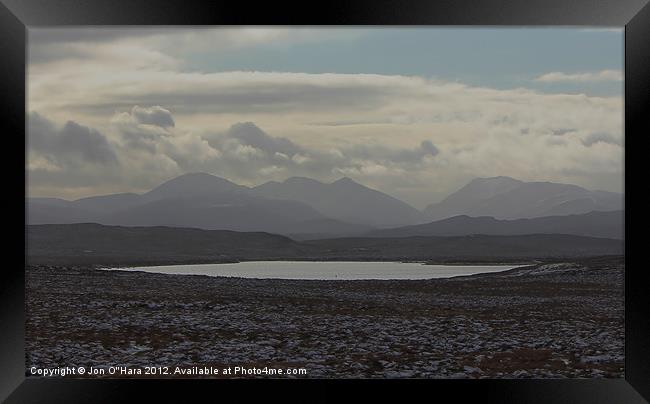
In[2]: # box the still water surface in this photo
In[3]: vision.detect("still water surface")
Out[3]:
[108,261,519,280]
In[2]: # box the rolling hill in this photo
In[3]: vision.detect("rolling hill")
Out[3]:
[367,210,624,240]
[27,223,624,266]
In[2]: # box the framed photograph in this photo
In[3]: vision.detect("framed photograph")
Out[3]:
[2,0,649,401]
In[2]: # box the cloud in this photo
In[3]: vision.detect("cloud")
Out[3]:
[200,122,441,183]
[420,140,440,156]
[546,137,568,147]
[29,28,170,46]
[25,27,624,204]
[57,121,118,163]
[28,27,356,50]
[534,70,623,83]
[343,140,439,164]
[110,107,175,153]
[27,112,126,197]
[28,27,365,68]
[29,68,623,136]
[581,132,622,147]
[28,112,117,166]
[130,106,175,128]
[223,122,302,156]
[109,107,221,168]
[27,97,623,207]
[44,71,401,116]
[549,128,576,136]
[27,111,216,197]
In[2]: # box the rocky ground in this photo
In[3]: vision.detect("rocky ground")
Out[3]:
[25,256,624,379]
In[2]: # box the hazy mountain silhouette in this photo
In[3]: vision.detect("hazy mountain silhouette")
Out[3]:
[100,193,326,233]
[27,173,623,237]
[26,173,376,235]
[367,210,624,239]
[253,176,422,227]
[424,176,622,220]
[73,193,142,213]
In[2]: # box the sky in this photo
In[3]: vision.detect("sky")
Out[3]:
[27,27,624,208]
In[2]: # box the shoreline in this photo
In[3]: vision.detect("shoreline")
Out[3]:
[66,255,614,270]
[97,261,528,282]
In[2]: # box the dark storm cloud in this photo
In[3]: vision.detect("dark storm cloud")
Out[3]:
[58,121,118,163]
[28,112,118,165]
[27,112,124,193]
[27,111,58,151]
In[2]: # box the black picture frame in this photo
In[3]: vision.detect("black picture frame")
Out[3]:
[2,0,648,402]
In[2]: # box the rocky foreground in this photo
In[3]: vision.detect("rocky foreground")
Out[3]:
[25,256,624,378]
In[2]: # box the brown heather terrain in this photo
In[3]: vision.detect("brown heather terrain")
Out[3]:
[25,255,624,379]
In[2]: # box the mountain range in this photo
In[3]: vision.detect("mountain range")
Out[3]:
[252,176,421,227]
[423,176,622,221]
[27,173,624,238]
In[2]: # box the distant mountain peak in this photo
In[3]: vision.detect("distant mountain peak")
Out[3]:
[425,176,622,221]
[157,172,232,184]
[143,172,245,200]
[451,176,524,201]
[173,172,218,180]
[250,175,421,227]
